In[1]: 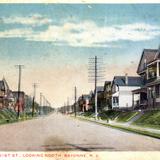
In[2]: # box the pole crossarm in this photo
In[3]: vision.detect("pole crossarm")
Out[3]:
[88,56,105,120]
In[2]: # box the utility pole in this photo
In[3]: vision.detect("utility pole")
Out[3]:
[42,95,45,115]
[15,65,24,119]
[74,86,77,117]
[32,83,38,117]
[46,99,49,113]
[43,95,47,115]
[64,102,66,114]
[95,56,98,120]
[67,97,69,113]
[43,95,45,106]
[40,92,42,115]
[88,56,105,120]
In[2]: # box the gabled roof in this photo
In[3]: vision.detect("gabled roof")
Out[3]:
[96,86,104,92]
[104,81,111,85]
[104,81,111,90]
[0,81,5,91]
[113,76,143,87]
[12,91,25,98]
[137,49,159,74]
[0,78,10,91]
[78,94,90,100]
[83,94,90,99]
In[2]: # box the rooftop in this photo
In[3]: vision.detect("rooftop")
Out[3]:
[113,76,143,86]
[137,49,159,73]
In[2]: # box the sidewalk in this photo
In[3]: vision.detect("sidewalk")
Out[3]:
[108,120,160,134]
[76,116,160,138]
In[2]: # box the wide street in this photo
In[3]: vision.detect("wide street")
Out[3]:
[0,113,160,151]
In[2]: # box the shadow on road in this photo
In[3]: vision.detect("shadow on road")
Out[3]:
[43,135,115,151]
[42,143,115,151]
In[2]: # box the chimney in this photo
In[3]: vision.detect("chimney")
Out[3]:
[125,73,128,86]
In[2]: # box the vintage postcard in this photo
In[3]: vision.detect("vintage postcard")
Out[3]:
[0,1,160,160]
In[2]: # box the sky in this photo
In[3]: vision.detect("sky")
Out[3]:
[0,4,160,107]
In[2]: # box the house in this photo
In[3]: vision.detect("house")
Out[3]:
[78,94,91,112]
[96,86,105,111]
[103,81,112,110]
[111,74,142,109]
[12,91,25,112]
[89,86,106,111]
[133,48,160,109]
[0,78,14,108]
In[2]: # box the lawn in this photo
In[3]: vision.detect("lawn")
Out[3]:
[0,108,17,124]
[98,110,121,120]
[116,111,139,122]
[133,110,160,129]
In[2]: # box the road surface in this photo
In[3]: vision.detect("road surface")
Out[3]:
[0,113,160,151]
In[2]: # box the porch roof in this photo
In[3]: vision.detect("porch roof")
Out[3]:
[146,79,160,87]
[132,87,147,94]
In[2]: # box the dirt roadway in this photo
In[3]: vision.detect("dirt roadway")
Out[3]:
[0,113,159,151]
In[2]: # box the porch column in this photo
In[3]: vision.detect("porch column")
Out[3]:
[157,61,159,78]
[132,93,134,108]
[147,67,149,80]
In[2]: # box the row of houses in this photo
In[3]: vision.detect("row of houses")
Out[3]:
[74,47,160,113]
[0,77,30,113]
[0,77,54,116]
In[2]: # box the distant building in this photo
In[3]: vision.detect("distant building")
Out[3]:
[103,81,112,110]
[89,86,106,112]
[111,74,142,109]
[96,86,105,111]
[78,94,91,112]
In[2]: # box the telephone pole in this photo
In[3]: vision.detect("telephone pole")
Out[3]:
[15,65,24,119]
[32,83,38,117]
[95,56,98,120]
[42,95,47,114]
[64,102,66,114]
[88,56,105,120]
[39,92,43,115]
[74,86,77,117]
[67,97,69,113]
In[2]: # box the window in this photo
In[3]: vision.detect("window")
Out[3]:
[113,97,119,107]
[155,85,160,98]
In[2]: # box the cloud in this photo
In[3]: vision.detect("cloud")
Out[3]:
[27,21,160,47]
[0,28,33,38]
[1,14,52,26]
[0,19,160,47]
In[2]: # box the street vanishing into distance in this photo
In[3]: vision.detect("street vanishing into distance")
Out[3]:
[0,113,159,151]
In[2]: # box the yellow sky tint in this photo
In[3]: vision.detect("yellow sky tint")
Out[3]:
[1,61,138,107]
